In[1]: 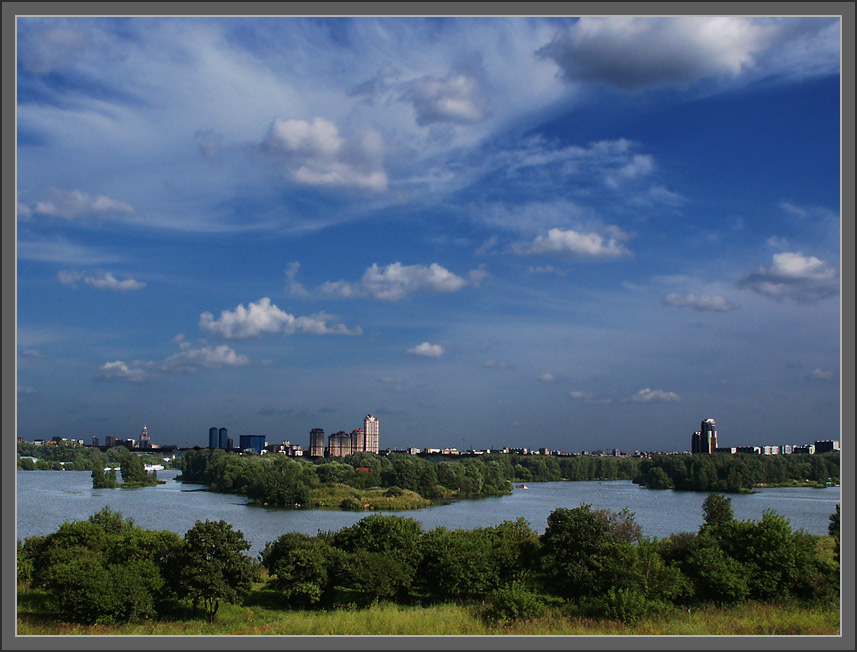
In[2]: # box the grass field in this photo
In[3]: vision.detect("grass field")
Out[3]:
[16,588,840,636]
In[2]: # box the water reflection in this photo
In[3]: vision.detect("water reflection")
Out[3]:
[17,470,840,559]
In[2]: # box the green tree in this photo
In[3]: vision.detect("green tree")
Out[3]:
[261,532,336,608]
[120,454,154,485]
[331,514,424,599]
[701,493,734,531]
[167,520,256,622]
[829,504,840,564]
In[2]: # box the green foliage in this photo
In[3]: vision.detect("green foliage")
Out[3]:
[25,511,181,624]
[483,580,545,624]
[418,519,537,602]
[166,520,257,622]
[91,466,119,488]
[261,532,337,608]
[539,504,638,599]
[702,493,734,530]
[120,455,157,486]
[829,504,840,564]
[582,587,670,624]
[635,453,840,493]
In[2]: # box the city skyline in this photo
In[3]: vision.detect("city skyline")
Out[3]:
[15,15,843,453]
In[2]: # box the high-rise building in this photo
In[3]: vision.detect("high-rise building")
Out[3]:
[139,425,150,448]
[328,431,351,457]
[363,414,379,454]
[239,435,266,454]
[219,427,228,450]
[309,428,325,457]
[350,429,365,454]
[209,427,219,449]
[701,419,717,454]
[691,431,701,454]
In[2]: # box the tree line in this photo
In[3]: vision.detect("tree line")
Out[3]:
[634,452,840,493]
[17,497,840,626]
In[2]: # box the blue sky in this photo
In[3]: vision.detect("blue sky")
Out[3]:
[16,16,842,453]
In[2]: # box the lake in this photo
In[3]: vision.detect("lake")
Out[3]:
[16,470,840,558]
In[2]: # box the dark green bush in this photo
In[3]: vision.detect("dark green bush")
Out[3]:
[483,580,545,623]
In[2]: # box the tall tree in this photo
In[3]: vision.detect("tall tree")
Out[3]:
[168,520,256,622]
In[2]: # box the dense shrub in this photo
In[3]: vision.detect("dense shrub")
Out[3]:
[261,532,337,608]
[483,580,545,624]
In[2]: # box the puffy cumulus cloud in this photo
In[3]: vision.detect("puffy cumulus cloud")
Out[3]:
[538,16,770,90]
[199,297,361,339]
[160,344,249,373]
[25,188,134,220]
[404,73,486,126]
[512,227,632,259]
[321,262,488,302]
[95,360,154,383]
[662,293,737,312]
[737,251,838,303]
[58,270,146,291]
[631,388,681,403]
[262,117,387,192]
[407,342,445,358]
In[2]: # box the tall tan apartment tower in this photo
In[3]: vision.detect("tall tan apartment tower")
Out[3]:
[363,414,379,454]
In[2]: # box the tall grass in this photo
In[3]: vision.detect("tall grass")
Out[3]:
[17,589,839,636]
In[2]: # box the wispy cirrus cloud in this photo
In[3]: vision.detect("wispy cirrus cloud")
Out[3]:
[662,293,737,312]
[58,270,145,291]
[19,188,134,221]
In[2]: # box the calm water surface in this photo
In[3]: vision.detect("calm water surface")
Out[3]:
[17,470,840,558]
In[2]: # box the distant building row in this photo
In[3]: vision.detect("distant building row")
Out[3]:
[690,418,839,455]
[309,415,380,457]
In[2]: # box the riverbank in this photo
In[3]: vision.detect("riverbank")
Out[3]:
[16,589,839,636]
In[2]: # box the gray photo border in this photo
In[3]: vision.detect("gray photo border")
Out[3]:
[3,2,854,651]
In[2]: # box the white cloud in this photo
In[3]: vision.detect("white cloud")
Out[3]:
[17,385,40,395]
[737,251,838,303]
[513,227,632,259]
[321,262,487,302]
[407,342,445,358]
[605,154,655,188]
[57,270,145,291]
[284,261,309,297]
[483,360,515,369]
[809,368,834,381]
[95,360,153,383]
[26,188,134,220]
[404,73,486,126]
[662,293,737,312]
[538,373,557,383]
[526,265,568,276]
[538,17,769,90]
[199,297,361,339]
[160,344,249,373]
[262,117,387,192]
[21,349,47,359]
[631,388,681,403]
